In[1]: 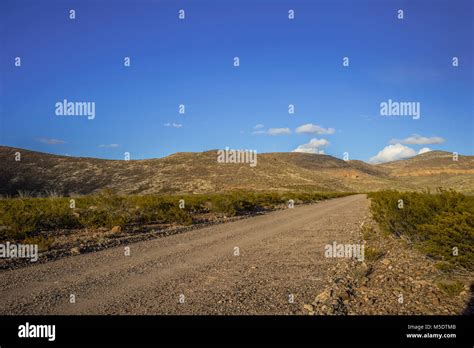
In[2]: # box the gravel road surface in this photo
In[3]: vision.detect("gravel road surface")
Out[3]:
[0,194,368,314]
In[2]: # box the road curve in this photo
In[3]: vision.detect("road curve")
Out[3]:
[0,194,369,315]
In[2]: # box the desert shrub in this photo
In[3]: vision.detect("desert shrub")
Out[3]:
[75,194,131,228]
[418,211,474,269]
[368,189,474,270]
[0,198,80,239]
[36,199,80,230]
[437,280,464,297]
[23,235,55,252]
[207,192,261,216]
[0,191,353,240]
[364,246,384,262]
[435,261,456,272]
[128,196,192,225]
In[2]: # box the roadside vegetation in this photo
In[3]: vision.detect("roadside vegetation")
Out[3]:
[0,190,352,241]
[368,189,474,270]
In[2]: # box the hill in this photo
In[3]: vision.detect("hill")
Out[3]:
[0,146,473,196]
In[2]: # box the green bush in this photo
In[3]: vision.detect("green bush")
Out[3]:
[0,191,352,241]
[0,198,80,239]
[365,246,385,262]
[368,189,474,270]
[437,280,465,297]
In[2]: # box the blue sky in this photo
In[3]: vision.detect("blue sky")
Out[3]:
[1,0,473,162]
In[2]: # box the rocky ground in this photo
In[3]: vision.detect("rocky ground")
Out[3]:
[305,215,473,315]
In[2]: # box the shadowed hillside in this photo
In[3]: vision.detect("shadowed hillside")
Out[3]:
[0,146,473,196]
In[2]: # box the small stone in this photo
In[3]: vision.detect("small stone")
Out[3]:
[70,247,80,255]
[110,226,122,233]
[314,290,330,303]
[381,259,391,266]
[341,291,351,301]
[303,304,314,312]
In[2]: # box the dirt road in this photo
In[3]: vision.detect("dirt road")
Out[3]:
[0,194,369,315]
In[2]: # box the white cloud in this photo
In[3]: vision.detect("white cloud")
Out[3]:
[35,137,65,145]
[389,134,444,145]
[295,123,335,135]
[98,144,120,148]
[164,123,182,128]
[418,147,431,154]
[267,128,291,136]
[251,126,292,136]
[292,138,329,154]
[369,143,417,164]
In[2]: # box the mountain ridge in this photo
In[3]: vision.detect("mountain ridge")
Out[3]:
[1,146,473,196]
